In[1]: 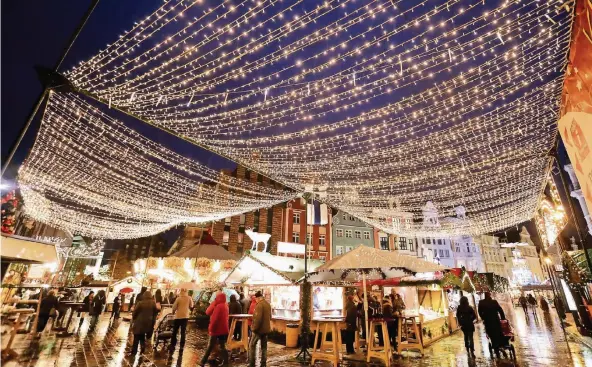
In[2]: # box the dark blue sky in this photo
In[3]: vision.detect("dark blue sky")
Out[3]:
[1,0,234,182]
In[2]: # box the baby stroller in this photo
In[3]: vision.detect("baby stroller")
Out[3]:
[487,319,516,360]
[153,313,175,352]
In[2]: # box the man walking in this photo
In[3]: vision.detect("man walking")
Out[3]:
[170,288,194,353]
[249,291,271,367]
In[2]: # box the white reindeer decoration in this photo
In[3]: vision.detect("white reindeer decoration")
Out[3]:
[245,228,271,252]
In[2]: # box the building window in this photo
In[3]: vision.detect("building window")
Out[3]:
[293,212,300,224]
[456,245,460,252]
[426,238,432,244]
[225,217,231,225]
[437,239,442,245]
[342,213,347,220]
[345,246,354,253]
[239,214,246,226]
[336,229,343,237]
[319,235,326,247]
[345,230,353,238]
[444,250,450,257]
[355,231,361,239]
[348,215,355,221]
[292,232,300,243]
[238,233,244,244]
[399,237,407,250]
[364,231,370,240]
[336,246,344,256]
[433,249,438,258]
[439,249,444,257]
[380,236,389,250]
[408,239,414,252]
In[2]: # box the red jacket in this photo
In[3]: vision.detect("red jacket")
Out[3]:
[206,293,229,336]
[248,296,257,326]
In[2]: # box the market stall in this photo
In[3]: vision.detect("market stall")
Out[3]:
[308,246,447,363]
[133,232,238,292]
[223,250,337,333]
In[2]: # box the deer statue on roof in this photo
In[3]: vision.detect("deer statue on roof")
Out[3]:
[245,227,271,252]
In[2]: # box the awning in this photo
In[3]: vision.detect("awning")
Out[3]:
[1,234,59,264]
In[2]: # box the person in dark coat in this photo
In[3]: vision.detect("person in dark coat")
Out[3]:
[478,292,506,358]
[344,295,358,354]
[111,293,122,320]
[129,294,136,311]
[382,298,398,349]
[457,296,477,358]
[37,290,59,334]
[89,290,106,331]
[239,293,250,313]
[229,294,243,340]
[130,290,158,355]
[527,294,537,314]
[518,294,528,315]
[78,291,94,329]
[167,291,176,305]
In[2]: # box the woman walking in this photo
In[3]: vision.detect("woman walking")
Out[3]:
[89,290,106,331]
[37,290,59,336]
[478,292,506,358]
[199,292,229,367]
[457,296,477,358]
[78,291,94,330]
[130,290,158,356]
[111,293,122,320]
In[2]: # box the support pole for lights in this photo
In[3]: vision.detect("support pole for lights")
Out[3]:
[1,0,100,177]
[296,193,313,361]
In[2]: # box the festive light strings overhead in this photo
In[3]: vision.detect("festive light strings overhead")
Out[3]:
[18,92,296,239]
[48,0,574,237]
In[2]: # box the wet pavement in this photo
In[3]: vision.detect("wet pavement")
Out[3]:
[3,303,592,367]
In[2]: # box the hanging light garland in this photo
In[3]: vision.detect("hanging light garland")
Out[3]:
[51,0,573,237]
[18,92,296,239]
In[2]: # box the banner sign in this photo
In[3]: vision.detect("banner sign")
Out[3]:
[558,112,592,212]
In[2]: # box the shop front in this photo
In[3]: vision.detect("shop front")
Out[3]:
[223,251,343,333]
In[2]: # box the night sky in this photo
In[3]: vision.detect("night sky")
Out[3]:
[2,1,589,250]
[1,0,235,183]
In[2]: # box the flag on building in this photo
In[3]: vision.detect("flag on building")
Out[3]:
[307,200,328,225]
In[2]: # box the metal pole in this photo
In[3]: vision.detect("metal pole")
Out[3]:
[545,261,574,360]
[1,0,100,177]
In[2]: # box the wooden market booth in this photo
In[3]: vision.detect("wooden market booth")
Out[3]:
[223,250,346,334]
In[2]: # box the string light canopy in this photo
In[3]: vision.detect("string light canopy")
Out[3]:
[18,92,296,239]
[56,0,573,236]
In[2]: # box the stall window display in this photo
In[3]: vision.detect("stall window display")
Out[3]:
[266,286,344,320]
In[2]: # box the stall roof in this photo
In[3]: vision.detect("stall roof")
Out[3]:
[318,245,447,273]
[0,234,59,264]
[170,233,237,260]
[224,251,323,286]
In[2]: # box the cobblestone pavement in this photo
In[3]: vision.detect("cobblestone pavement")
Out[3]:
[3,303,592,367]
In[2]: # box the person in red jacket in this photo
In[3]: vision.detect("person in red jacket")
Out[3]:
[200,292,229,366]
[248,295,257,327]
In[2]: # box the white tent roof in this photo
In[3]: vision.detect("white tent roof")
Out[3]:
[1,234,59,264]
[224,251,323,286]
[317,245,447,273]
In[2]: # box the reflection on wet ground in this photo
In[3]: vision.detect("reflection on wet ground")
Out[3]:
[3,303,592,366]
